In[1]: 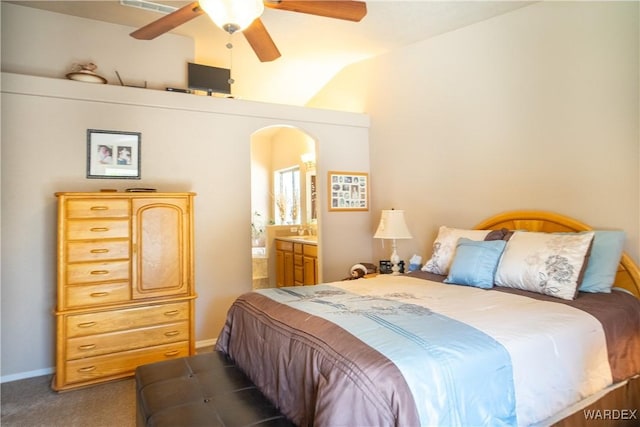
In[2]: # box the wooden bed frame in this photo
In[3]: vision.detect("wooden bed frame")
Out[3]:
[474,210,640,298]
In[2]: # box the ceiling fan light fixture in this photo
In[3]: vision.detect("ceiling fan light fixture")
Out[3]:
[199,0,265,33]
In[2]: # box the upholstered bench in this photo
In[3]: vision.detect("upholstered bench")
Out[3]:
[135,351,294,427]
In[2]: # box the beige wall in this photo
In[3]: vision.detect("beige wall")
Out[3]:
[0,3,371,380]
[250,132,273,228]
[0,72,370,381]
[311,1,640,266]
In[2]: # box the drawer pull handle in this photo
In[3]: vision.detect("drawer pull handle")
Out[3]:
[90,249,109,254]
[164,310,180,317]
[90,292,109,298]
[79,344,96,350]
[78,366,96,373]
[78,322,97,328]
[90,227,109,232]
[164,350,180,357]
[90,206,109,211]
[164,331,180,337]
[90,270,109,275]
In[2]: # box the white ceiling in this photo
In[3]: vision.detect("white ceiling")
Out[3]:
[10,1,533,106]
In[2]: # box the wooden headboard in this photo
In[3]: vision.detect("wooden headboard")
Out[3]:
[474,210,640,298]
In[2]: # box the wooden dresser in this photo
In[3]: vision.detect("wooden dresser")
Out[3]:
[53,192,196,391]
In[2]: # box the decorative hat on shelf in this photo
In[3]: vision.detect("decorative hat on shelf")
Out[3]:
[66,62,107,84]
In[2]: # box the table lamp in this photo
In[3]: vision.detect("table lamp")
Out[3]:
[374,209,412,275]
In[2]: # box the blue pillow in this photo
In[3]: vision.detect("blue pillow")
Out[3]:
[444,238,507,289]
[579,230,625,293]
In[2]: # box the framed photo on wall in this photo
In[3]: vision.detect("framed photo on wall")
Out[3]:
[328,171,369,211]
[87,129,141,179]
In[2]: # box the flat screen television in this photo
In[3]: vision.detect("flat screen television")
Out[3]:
[187,62,231,96]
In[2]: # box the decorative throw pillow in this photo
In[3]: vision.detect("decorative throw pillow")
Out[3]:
[494,231,595,300]
[578,231,625,293]
[444,238,507,289]
[484,228,514,242]
[422,226,491,275]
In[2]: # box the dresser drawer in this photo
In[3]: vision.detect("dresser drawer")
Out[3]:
[66,260,129,285]
[303,244,317,257]
[67,219,129,241]
[66,301,190,337]
[66,321,189,359]
[66,199,130,219]
[65,282,130,308]
[64,341,189,385]
[67,240,129,263]
[276,240,293,251]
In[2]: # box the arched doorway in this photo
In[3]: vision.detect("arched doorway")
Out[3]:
[250,126,318,288]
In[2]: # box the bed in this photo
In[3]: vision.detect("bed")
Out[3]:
[216,211,640,426]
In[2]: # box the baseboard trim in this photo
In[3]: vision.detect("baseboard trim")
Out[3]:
[1,367,55,384]
[1,338,219,384]
[196,338,217,349]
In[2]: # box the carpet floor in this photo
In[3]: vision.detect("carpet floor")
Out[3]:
[1,347,216,426]
[1,374,136,427]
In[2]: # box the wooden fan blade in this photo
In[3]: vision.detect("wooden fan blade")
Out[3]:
[243,18,281,62]
[264,1,367,22]
[130,1,204,40]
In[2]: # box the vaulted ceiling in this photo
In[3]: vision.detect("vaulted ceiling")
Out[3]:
[9,1,533,106]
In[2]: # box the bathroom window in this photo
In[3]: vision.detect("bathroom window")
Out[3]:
[274,166,300,225]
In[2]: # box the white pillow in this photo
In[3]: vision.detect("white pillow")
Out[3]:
[422,226,491,275]
[494,231,594,300]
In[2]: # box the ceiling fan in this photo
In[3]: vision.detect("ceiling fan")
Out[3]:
[130,0,367,62]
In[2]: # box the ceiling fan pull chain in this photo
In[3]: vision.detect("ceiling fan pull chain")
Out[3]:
[226,33,235,87]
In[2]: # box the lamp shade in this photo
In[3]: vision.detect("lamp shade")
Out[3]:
[374,209,412,240]
[199,0,264,32]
